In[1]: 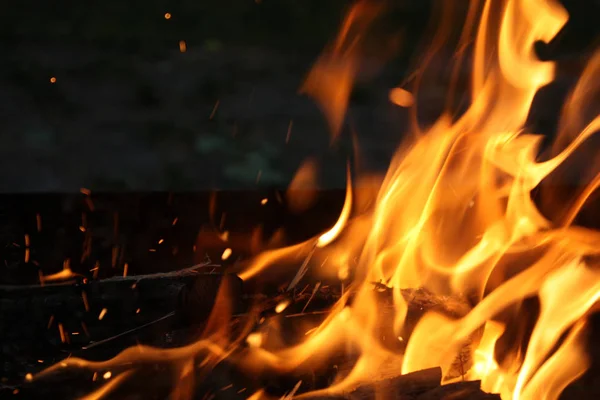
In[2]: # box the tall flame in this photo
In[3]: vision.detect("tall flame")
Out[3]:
[38,1,600,399]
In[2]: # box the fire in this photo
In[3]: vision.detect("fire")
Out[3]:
[38,0,600,399]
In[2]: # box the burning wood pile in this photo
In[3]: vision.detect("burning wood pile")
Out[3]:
[2,0,600,398]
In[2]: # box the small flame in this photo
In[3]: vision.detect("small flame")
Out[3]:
[317,165,352,248]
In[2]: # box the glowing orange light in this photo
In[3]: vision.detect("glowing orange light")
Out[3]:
[179,40,187,53]
[50,77,56,84]
[98,308,107,321]
[275,300,290,313]
[221,248,232,260]
[164,13,171,20]
[389,87,414,107]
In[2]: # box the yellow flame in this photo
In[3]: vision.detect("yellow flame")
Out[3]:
[317,165,353,248]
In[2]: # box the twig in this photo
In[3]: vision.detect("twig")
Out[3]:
[302,282,322,313]
[0,261,217,292]
[285,310,330,318]
[81,311,176,350]
[287,242,318,292]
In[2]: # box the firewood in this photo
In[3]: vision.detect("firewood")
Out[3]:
[348,367,443,399]
[416,380,501,399]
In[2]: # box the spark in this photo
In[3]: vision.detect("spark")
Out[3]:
[47,315,54,329]
[221,248,232,260]
[172,217,178,226]
[103,371,112,380]
[123,263,128,277]
[261,198,268,205]
[58,323,67,343]
[50,77,57,84]
[80,188,91,195]
[79,226,86,232]
[92,372,98,381]
[179,40,187,53]
[24,234,30,263]
[25,373,33,382]
[389,87,414,107]
[164,12,171,20]
[136,308,141,314]
[98,308,108,320]
[36,213,42,232]
[275,300,290,313]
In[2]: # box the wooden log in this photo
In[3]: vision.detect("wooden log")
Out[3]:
[416,380,501,400]
[348,367,442,399]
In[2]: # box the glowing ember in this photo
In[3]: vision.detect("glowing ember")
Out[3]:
[389,87,414,107]
[221,248,232,260]
[275,299,291,313]
[98,308,108,321]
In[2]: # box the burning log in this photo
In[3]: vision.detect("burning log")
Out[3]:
[313,367,499,399]
[345,367,443,399]
[416,380,501,400]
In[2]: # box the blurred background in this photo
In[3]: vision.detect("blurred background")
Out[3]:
[1,0,596,192]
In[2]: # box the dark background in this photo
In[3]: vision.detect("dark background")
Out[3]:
[0,0,597,192]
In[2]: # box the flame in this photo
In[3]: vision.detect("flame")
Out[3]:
[317,164,353,248]
[300,1,383,140]
[40,259,81,283]
[41,1,600,399]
